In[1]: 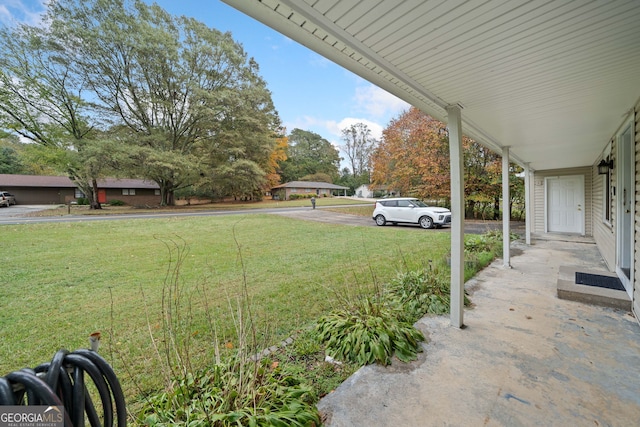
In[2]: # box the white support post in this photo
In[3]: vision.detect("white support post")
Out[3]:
[447,105,464,328]
[502,146,511,268]
[524,163,532,245]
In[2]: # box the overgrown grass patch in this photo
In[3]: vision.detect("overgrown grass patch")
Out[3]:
[270,328,359,400]
[325,205,375,217]
[1,214,449,407]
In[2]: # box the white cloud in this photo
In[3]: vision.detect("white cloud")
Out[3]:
[352,83,410,120]
[282,115,326,134]
[0,0,48,27]
[327,117,384,141]
[285,116,382,141]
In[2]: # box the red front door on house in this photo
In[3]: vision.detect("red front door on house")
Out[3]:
[98,189,107,203]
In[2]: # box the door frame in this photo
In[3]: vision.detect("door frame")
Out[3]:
[544,175,585,235]
[615,119,635,297]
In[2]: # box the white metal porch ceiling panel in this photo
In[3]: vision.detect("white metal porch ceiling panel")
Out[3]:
[222,0,640,171]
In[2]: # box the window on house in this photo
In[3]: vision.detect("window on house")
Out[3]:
[122,189,136,195]
[74,188,85,198]
[155,189,160,196]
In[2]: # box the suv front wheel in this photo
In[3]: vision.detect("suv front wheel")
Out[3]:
[375,215,387,226]
[419,216,433,229]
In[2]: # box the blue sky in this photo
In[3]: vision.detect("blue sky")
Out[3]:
[1,0,410,153]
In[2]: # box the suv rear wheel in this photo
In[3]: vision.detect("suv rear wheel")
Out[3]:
[419,216,433,229]
[375,214,386,226]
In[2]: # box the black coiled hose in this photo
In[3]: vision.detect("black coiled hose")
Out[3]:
[1,349,126,427]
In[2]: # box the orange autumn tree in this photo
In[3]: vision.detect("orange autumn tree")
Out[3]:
[372,107,522,218]
[265,133,288,189]
[371,107,452,202]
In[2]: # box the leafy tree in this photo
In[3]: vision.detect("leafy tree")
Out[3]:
[340,122,377,177]
[371,107,450,201]
[265,134,288,188]
[463,140,501,218]
[40,0,280,205]
[372,107,524,218]
[279,128,340,182]
[0,135,25,174]
[198,60,281,201]
[0,20,105,208]
[0,146,23,174]
[3,140,73,176]
[300,172,333,183]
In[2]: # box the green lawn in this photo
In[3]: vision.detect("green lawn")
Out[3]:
[1,213,449,403]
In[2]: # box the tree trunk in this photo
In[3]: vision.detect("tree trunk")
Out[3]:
[90,178,102,210]
[493,197,500,220]
[160,181,175,206]
[465,200,476,219]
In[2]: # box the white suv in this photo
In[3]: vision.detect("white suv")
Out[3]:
[372,197,451,229]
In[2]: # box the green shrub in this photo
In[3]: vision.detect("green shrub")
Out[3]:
[385,265,468,322]
[292,194,314,199]
[76,197,89,205]
[290,194,313,200]
[138,356,320,426]
[108,199,125,206]
[465,230,519,254]
[316,297,424,366]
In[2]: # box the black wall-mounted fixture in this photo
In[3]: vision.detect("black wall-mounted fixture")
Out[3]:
[597,158,614,175]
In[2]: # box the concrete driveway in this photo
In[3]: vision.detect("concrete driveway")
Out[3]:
[272,207,525,235]
[0,204,61,218]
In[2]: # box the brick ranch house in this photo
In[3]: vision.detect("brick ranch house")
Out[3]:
[271,181,349,200]
[0,174,161,205]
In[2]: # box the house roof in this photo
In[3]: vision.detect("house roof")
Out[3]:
[0,174,159,189]
[272,181,349,190]
[222,0,640,171]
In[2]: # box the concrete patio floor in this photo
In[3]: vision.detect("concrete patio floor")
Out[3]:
[317,236,640,426]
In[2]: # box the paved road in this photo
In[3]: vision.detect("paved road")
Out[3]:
[0,204,328,225]
[0,204,524,235]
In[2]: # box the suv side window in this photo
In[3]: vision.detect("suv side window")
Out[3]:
[397,200,412,208]
[381,200,397,207]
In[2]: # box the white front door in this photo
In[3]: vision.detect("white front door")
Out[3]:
[546,176,585,234]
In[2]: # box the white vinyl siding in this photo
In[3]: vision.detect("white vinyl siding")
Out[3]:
[593,149,616,271]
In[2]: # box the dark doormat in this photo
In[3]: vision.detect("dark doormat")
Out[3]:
[575,272,625,291]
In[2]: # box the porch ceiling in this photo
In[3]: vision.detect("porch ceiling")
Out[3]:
[222,0,640,171]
